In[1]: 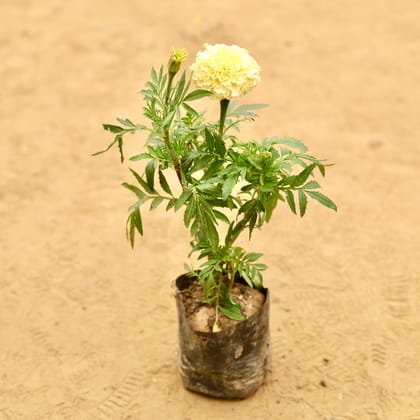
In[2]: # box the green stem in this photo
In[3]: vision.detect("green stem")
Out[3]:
[218,99,230,140]
[164,72,183,187]
[165,72,175,105]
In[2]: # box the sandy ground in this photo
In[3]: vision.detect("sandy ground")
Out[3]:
[1,0,420,418]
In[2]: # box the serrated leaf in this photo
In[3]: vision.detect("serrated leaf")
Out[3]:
[161,110,175,128]
[116,118,136,128]
[103,124,125,134]
[254,263,268,271]
[240,268,254,288]
[306,191,337,211]
[298,190,307,217]
[214,136,226,157]
[150,196,164,210]
[173,71,186,104]
[121,182,145,199]
[275,137,308,153]
[175,190,192,211]
[289,163,316,187]
[151,67,158,84]
[213,210,230,224]
[246,252,263,262]
[202,160,223,180]
[129,168,154,194]
[182,102,199,115]
[303,180,321,190]
[145,160,155,192]
[286,190,296,214]
[129,153,151,161]
[131,207,143,235]
[166,198,177,211]
[204,128,215,151]
[229,103,268,117]
[184,89,213,102]
[196,182,218,194]
[158,169,172,196]
[222,175,237,199]
[126,207,143,248]
[183,199,196,228]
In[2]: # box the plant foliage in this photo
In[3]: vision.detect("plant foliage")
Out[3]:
[95,50,337,331]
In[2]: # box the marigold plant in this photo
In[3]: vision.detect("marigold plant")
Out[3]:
[95,45,337,331]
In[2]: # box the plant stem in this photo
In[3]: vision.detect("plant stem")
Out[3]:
[164,72,184,187]
[218,99,230,140]
[165,72,175,104]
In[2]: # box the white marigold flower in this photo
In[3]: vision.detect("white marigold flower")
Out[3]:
[190,43,261,100]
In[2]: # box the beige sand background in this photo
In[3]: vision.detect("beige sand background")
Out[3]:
[1,0,420,418]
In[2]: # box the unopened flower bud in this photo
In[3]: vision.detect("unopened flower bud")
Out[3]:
[168,48,188,75]
[260,150,272,160]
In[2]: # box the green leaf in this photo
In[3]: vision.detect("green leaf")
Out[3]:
[183,199,196,228]
[158,169,172,196]
[145,160,156,192]
[263,193,277,222]
[229,103,268,117]
[129,168,154,194]
[183,89,213,102]
[132,207,143,236]
[303,180,321,190]
[173,71,186,104]
[175,190,192,211]
[202,160,223,180]
[289,163,316,187]
[298,190,307,217]
[150,196,164,210]
[129,153,151,161]
[204,128,215,151]
[103,124,125,133]
[121,182,146,199]
[182,102,199,116]
[166,198,177,211]
[218,285,247,321]
[239,267,254,288]
[214,136,226,157]
[222,175,237,200]
[218,303,247,321]
[116,118,137,128]
[306,191,337,211]
[201,212,219,248]
[246,252,263,262]
[213,210,230,224]
[126,207,143,248]
[275,137,308,153]
[161,110,175,128]
[286,190,296,214]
